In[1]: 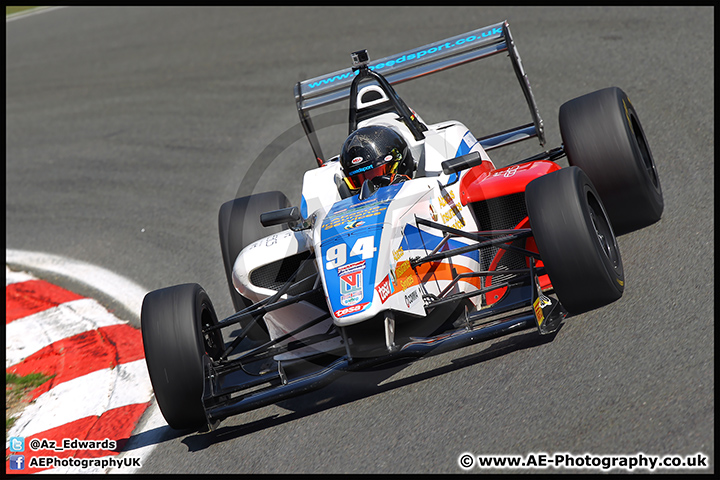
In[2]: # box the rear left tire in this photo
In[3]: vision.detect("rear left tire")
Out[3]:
[218,191,290,340]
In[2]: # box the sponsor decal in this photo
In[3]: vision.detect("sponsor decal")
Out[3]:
[243,230,294,253]
[352,156,364,165]
[340,271,363,306]
[334,302,369,318]
[392,246,404,262]
[375,274,394,303]
[340,271,362,291]
[394,260,418,291]
[306,26,504,89]
[349,164,374,176]
[429,203,438,221]
[344,220,365,230]
[338,260,365,275]
[492,164,520,178]
[533,297,545,326]
[341,293,363,306]
[404,288,419,308]
[395,259,411,278]
[437,188,465,229]
[322,203,387,231]
[533,294,551,326]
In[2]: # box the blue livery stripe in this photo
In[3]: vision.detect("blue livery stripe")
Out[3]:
[401,224,480,263]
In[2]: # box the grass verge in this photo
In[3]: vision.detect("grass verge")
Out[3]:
[6,372,53,433]
[6,7,41,16]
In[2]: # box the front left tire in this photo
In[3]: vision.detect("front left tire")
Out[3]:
[141,283,223,430]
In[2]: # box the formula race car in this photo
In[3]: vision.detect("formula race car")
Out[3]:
[141,20,663,431]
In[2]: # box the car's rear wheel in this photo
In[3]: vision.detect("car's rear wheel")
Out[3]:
[526,167,624,315]
[218,191,290,340]
[559,87,663,235]
[141,283,223,430]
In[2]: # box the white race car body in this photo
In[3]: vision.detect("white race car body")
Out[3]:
[232,112,499,357]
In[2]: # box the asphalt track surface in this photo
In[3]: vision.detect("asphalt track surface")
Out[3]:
[6,6,714,474]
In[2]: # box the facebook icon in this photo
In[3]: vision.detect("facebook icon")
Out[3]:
[9,454,25,470]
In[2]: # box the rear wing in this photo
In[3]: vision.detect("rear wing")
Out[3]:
[295,20,545,165]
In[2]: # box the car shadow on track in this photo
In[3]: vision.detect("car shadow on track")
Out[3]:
[180,325,561,452]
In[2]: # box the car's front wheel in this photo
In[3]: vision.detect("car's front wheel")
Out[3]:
[526,167,624,315]
[141,283,223,430]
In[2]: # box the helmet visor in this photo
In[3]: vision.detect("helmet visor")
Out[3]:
[344,161,398,190]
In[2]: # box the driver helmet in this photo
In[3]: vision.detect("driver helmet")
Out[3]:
[339,125,414,191]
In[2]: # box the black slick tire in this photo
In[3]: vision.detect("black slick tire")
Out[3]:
[141,283,223,431]
[526,167,624,315]
[218,191,290,340]
[559,87,663,235]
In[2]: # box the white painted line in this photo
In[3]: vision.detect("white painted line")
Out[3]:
[6,6,67,23]
[6,298,126,368]
[6,249,148,323]
[106,396,172,474]
[6,265,36,285]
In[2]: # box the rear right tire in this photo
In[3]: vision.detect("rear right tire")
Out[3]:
[559,87,663,236]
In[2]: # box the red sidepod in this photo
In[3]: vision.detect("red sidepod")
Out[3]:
[459,160,561,205]
[459,161,560,303]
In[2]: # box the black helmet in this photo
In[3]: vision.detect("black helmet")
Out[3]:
[339,125,414,191]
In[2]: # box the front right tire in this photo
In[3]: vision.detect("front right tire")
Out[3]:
[526,167,624,315]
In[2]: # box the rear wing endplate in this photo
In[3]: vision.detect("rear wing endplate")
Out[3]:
[295,20,545,165]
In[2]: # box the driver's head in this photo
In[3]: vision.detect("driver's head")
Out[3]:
[339,125,414,191]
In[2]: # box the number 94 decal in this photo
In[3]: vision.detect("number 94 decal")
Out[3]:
[325,236,377,270]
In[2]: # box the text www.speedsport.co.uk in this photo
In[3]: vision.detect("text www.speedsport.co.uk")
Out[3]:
[457,452,709,472]
[307,26,504,89]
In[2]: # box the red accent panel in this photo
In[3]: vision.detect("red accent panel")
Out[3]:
[460,160,561,205]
